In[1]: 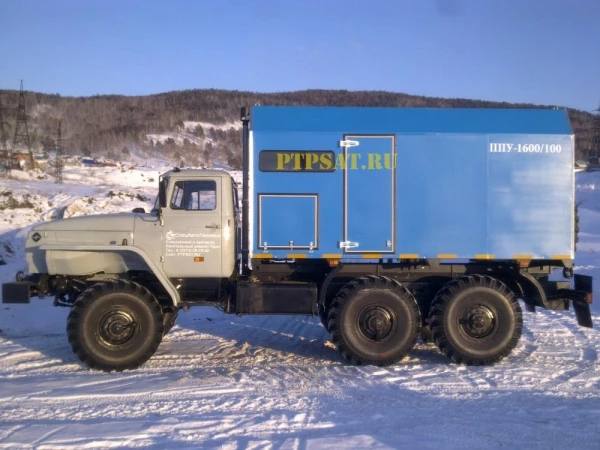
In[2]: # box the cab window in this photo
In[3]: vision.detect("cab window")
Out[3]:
[170,180,217,211]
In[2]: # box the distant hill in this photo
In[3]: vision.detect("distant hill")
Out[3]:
[0,88,595,168]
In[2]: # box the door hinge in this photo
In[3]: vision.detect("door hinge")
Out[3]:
[339,241,359,249]
[339,139,359,148]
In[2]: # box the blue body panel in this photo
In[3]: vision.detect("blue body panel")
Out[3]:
[250,106,574,261]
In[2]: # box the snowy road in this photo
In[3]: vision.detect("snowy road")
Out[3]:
[1,300,599,448]
[0,166,599,448]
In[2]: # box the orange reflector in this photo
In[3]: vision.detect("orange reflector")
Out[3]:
[518,260,530,268]
[194,257,204,262]
[328,259,340,267]
[586,293,593,304]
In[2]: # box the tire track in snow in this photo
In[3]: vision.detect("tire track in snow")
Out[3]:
[2,310,600,448]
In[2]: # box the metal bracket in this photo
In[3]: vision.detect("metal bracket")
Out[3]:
[338,140,359,148]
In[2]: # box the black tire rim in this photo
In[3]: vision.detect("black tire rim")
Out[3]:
[458,303,498,339]
[98,307,138,347]
[357,304,397,343]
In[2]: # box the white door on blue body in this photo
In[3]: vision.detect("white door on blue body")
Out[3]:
[343,135,395,254]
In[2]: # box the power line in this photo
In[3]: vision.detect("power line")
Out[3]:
[12,80,35,170]
[0,94,11,178]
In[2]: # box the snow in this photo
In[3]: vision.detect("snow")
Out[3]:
[0,164,599,449]
[147,121,240,148]
[183,121,242,132]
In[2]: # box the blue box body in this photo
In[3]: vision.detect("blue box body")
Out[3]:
[249,106,574,261]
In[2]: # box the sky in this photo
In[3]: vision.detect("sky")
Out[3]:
[0,0,599,112]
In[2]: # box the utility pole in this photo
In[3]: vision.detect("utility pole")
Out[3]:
[55,120,64,184]
[12,80,35,170]
[0,94,10,178]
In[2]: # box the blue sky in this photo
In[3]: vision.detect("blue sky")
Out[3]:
[0,0,598,111]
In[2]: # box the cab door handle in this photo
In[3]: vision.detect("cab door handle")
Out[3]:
[206,224,220,229]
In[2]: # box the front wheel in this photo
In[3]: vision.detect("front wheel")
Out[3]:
[67,279,164,372]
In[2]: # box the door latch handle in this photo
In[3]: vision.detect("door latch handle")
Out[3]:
[206,224,220,229]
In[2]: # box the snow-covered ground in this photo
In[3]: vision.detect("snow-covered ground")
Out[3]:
[0,164,599,449]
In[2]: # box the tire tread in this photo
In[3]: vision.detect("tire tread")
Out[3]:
[328,275,420,366]
[429,275,523,366]
[67,279,163,372]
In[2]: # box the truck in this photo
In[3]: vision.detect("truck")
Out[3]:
[2,105,594,372]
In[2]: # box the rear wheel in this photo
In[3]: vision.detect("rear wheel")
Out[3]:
[429,275,522,366]
[67,279,163,372]
[328,276,421,366]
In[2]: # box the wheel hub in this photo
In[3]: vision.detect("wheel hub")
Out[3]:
[459,305,496,338]
[99,310,137,346]
[358,306,395,341]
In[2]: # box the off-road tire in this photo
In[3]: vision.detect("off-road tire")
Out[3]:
[67,279,163,372]
[429,275,522,366]
[319,287,339,332]
[328,275,421,366]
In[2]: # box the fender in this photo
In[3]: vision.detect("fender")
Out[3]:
[318,264,344,308]
[516,271,548,310]
[40,244,180,306]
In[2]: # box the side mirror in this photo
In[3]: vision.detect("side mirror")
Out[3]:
[132,207,145,214]
[159,179,167,208]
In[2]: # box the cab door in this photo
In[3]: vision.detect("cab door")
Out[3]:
[161,177,223,277]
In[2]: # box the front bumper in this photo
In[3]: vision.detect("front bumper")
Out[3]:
[2,282,31,304]
[2,273,46,304]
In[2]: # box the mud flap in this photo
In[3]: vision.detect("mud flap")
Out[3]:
[573,274,593,328]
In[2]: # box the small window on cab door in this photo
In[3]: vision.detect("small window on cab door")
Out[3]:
[170,180,217,211]
[170,183,184,209]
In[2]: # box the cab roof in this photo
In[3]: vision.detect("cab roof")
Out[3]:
[162,168,233,179]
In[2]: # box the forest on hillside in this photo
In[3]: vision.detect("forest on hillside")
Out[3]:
[0,88,596,167]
